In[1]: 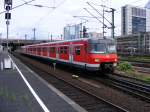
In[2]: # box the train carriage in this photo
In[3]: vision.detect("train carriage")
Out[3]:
[21,38,117,73]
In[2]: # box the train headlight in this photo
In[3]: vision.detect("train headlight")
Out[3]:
[114,58,117,62]
[94,58,100,62]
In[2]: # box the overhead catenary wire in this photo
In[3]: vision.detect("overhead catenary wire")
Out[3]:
[20,0,56,9]
[83,8,107,28]
[0,0,36,15]
[90,0,145,8]
[90,0,147,14]
[86,2,112,25]
[32,0,67,27]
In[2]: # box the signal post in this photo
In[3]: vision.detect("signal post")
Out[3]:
[4,0,12,50]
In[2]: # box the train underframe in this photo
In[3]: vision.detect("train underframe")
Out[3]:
[100,62,115,73]
[21,53,116,74]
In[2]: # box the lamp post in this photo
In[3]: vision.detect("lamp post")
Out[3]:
[32,28,36,42]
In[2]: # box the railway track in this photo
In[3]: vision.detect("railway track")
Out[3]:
[104,74,150,102]
[12,52,150,112]
[78,71,150,103]
[12,52,128,112]
[133,66,150,74]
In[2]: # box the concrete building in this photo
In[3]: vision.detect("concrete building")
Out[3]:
[117,32,150,56]
[121,5,150,35]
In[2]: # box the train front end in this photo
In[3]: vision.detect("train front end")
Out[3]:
[87,38,118,73]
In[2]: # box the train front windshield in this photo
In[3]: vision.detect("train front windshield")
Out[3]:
[90,43,106,53]
[89,43,116,54]
[107,44,116,53]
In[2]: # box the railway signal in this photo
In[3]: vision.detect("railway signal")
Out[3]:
[4,0,12,5]
[4,0,12,50]
[5,12,11,19]
[4,0,12,9]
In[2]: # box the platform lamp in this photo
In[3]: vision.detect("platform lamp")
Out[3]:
[4,0,12,51]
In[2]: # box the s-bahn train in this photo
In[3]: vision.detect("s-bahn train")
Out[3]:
[20,38,118,73]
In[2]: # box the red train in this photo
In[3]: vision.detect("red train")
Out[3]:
[21,38,118,73]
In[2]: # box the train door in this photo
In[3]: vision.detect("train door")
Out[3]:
[69,43,73,63]
[35,47,37,55]
[48,47,50,57]
[56,45,59,59]
[73,45,86,63]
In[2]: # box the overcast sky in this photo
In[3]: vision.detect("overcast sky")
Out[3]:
[0,0,149,40]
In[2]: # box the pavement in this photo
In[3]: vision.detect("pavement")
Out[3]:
[0,51,87,112]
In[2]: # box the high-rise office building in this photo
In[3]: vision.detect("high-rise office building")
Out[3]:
[121,5,150,35]
[145,0,150,9]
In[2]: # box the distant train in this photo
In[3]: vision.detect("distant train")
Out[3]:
[20,38,118,73]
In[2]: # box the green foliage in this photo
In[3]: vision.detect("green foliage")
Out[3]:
[117,62,133,72]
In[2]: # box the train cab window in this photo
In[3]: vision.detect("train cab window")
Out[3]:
[90,43,106,54]
[75,46,80,55]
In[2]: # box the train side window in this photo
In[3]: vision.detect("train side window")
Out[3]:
[64,46,68,54]
[75,46,80,55]
[38,48,41,52]
[51,47,55,53]
[35,48,36,51]
[60,47,63,54]
[48,47,50,53]
[43,47,47,52]
[30,48,32,52]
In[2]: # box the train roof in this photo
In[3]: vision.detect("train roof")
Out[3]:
[23,38,115,48]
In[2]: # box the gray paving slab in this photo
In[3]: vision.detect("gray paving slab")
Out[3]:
[0,51,43,112]
[0,51,87,112]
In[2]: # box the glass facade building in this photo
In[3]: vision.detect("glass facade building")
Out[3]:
[121,5,150,35]
[64,24,82,40]
[122,6,126,35]
[145,0,150,9]
[132,17,146,34]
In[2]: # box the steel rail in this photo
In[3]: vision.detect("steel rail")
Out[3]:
[105,74,150,102]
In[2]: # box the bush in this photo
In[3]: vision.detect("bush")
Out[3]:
[117,62,133,72]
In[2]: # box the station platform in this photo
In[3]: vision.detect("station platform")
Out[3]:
[0,51,87,112]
